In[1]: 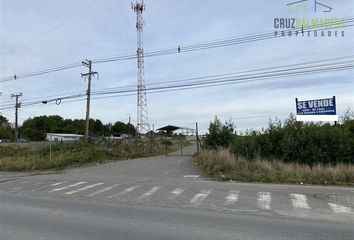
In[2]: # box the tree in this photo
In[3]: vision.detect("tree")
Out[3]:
[204,116,235,149]
[0,115,13,140]
[230,113,354,165]
[92,119,104,136]
[126,123,137,137]
[20,115,64,140]
[112,121,127,134]
[17,115,138,140]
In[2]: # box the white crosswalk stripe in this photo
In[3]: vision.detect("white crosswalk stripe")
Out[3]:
[10,178,354,220]
[257,192,271,210]
[106,185,140,199]
[225,190,239,205]
[137,186,161,200]
[50,181,67,186]
[49,182,87,193]
[170,188,184,198]
[87,184,121,197]
[190,190,212,205]
[65,183,104,195]
[290,193,310,209]
[328,203,352,214]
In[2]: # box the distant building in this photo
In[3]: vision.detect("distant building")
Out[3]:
[46,133,84,142]
[106,133,131,141]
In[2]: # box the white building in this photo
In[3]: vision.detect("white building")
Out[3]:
[106,134,131,141]
[46,133,84,142]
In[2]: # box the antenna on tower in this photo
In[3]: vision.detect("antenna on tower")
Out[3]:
[132,0,149,134]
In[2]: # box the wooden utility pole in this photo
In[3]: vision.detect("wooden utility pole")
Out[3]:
[81,60,98,140]
[128,115,131,137]
[11,93,22,142]
[196,122,200,153]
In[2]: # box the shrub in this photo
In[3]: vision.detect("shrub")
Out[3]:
[204,116,235,149]
[231,114,354,165]
[195,149,354,184]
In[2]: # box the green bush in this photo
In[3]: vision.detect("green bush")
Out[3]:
[204,116,235,149]
[195,149,354,184]
[231,114,354,165]
[161,139,173,146]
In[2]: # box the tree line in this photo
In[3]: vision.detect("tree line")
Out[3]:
[0,115,137,141]
[203,112,354,165]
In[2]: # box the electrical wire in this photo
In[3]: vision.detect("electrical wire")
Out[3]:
[39,63,353,105]
[1,17,352,83]
[3,55,351,106]
[0,58,352,110]
[0,56,348,107]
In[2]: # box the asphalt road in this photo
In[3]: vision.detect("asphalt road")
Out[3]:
[1,144,353,239]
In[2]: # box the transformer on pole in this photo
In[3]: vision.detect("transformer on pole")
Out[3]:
[132,0,149,134]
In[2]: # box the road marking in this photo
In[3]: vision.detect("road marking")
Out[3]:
[225,190,239,205]
[183,175,200,179]
[65,183,104,195]
[263,186,288,190]
[190,190,212,205]
[34,182,44,186]
[50,181,67,186]
[257,192,271,210]
[30,181,68,192]
[137,186,161,200]
[171,188,184,198]
[328,203,352,214]
[106,185,140,199]
[87,184,121,197]
[290,194,310,209]
[48,182,86,193]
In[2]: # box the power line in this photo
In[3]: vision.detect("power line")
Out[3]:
[88,62,353,98]
[0,57,352,110]
[91,55,354,94]
[0,62,82,83]
[2,50,347,109]
[91,17,354,63]
[1,17,353,83]
[1,57,352,109]
[11,54,349,106]
[38,61,353,104]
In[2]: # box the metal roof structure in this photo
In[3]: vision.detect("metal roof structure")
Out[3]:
[157,125,194,132]
[46,133,84,138]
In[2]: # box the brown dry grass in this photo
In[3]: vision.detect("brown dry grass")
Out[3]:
[0,140,186,172]
[195,149,354,185]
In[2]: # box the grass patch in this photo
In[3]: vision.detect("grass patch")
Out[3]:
[0,140,186,172]
[195,149,354,185]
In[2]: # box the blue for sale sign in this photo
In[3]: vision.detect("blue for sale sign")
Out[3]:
[296,97,336,115]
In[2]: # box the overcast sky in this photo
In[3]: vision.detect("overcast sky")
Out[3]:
[0,0,353,133]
